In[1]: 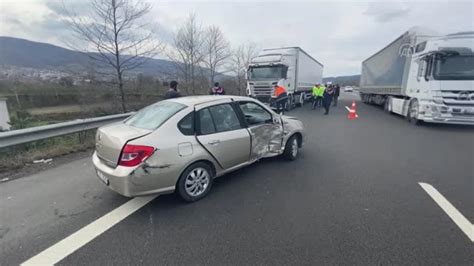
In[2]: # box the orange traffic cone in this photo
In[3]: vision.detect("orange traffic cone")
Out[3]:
[347,100,359,120]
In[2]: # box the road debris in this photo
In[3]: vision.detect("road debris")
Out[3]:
[33,158,53,164]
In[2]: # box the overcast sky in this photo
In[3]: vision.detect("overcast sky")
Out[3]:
[0,0,473,76]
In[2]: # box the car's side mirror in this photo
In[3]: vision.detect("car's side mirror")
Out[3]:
[272,117,280,124]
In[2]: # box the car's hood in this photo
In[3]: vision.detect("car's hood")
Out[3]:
[281,115,299,121]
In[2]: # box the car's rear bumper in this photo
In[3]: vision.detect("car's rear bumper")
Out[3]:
[92,151,175,197]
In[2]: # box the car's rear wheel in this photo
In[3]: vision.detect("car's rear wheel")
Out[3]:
[283,135,299,161]
[177,162,213,202]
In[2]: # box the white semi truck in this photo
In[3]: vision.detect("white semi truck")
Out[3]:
[246,47,323,109]
[359,29,474,125]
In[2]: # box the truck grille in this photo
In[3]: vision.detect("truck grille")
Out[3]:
[442,91,474,106]
[254,86,272,96]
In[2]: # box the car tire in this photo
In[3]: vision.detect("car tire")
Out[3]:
[283,135,299,161]
[177,162,214,202]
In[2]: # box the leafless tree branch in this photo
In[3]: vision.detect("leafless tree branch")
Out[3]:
[62,0,163,112]
[202,25,231,85]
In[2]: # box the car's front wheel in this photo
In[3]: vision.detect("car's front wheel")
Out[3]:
[283,135,299,161]
[177,162,214,202]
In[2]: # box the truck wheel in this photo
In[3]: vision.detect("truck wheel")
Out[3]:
[296,93,304,107]
[407,100,422,125]
[286,95,294,111]
[360,93,369,104]
[384,97,391,113]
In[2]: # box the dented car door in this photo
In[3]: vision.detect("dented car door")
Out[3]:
[196,104,251,169]
[237,101,283,160]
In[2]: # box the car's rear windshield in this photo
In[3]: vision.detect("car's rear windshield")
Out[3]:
[124,101,186,130]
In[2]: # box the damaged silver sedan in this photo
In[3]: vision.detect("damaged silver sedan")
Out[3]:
[92,96,304,202]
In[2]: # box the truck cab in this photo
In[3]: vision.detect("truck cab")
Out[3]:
[405,32,474,124]
[246,47,323,110]
[246,52,294,104]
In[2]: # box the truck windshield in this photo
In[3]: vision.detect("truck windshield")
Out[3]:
[248,66,287,80]
[433,54,474,80]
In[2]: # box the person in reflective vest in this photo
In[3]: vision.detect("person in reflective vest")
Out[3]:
[312,83,324,109]
[272,84,288,114]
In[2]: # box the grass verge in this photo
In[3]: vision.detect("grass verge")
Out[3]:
[0,130,96,173]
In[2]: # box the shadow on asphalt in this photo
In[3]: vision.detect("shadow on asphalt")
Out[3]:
[147,156,291,207]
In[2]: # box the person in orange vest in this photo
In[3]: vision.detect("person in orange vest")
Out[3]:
[271,84,288,114]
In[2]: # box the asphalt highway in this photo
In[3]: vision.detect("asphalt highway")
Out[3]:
[1,92,473,265]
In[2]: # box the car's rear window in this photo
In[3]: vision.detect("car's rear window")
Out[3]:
[124,101,186,130]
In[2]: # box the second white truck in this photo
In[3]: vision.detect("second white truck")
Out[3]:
[360,28,474,125]
[246,47,323,109]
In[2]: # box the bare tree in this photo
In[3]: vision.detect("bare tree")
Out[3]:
[231,43,258,95]
[168,14,205,95]
[63,0,162,112]
[203,25,231,86]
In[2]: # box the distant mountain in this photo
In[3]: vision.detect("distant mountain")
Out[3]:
[0,36,177,76]
[323,75,360,86]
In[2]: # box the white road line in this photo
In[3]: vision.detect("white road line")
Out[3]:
[418,182,474,242]
[21,195,158,265]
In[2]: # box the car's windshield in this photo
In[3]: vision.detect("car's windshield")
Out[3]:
[248,66,286,80]
[124,101,186,130]
[433,54,474,80]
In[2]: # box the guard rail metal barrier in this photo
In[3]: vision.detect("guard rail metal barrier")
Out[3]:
[0,113,133,149]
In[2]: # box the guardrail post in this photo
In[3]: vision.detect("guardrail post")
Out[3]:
[0,98,11,131]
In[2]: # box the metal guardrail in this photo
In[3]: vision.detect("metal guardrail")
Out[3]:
[0,113,133,149]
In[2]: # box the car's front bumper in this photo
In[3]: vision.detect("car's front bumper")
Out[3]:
[92,151,175,197]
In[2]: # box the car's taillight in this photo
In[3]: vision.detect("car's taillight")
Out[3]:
[119,144,155,167]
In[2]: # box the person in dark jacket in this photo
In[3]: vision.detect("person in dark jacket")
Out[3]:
[323,85,335,115]
[164,80,181,99]
[333,84,340,106]
[210,82,225,95]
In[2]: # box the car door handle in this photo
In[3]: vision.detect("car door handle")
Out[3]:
[208,140,220,145]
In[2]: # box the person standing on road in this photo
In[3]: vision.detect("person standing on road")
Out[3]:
[164,80,181,99]
[311,83,321,109]
[333,84,340,107]
[210,82,225,95]
[316,83,326,108]
[323,84,335,115]
[271,84,288,114]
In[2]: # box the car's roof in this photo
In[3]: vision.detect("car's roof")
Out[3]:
[167,95,253,106]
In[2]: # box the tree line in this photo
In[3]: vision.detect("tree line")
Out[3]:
[63,0,258,112]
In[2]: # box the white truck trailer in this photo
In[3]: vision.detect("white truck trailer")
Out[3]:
[246,47,323,109]
[359,29,474,125]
